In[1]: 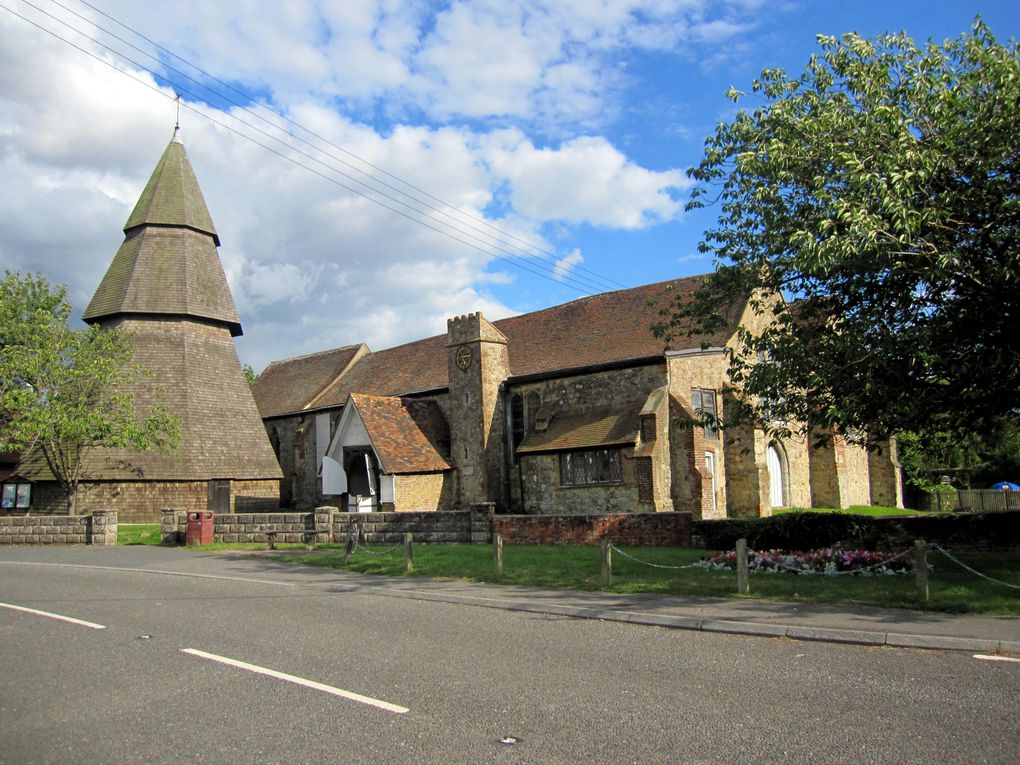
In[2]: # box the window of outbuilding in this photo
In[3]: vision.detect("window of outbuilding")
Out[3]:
[691,388,719,440]
[1,482,31,510]
[560,449,622,487]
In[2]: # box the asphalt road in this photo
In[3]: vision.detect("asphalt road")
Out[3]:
[1,547,1018,764]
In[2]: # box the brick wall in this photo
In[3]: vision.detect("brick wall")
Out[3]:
[492,512,692,546]
[0,510,117,545]
[394,472,456,512]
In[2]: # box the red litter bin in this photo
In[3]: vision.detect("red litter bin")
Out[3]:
[186,511,215,546]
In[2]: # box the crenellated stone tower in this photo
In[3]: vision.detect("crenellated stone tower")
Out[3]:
[70,128,282,520]
[446,312,509,508]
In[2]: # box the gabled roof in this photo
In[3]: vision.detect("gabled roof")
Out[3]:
[350,393,451,474]
[83,130,241,336]
[253,344,366,418]
[258,274,745,417]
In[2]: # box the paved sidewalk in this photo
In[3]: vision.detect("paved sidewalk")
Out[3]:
[2,545,1018,654]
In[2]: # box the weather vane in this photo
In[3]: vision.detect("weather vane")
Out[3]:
[174,92,181,130]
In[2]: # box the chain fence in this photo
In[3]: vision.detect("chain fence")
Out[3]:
[929,543,1020,590]
[348,533,403,557]
[608,543,703,570]
[605,539,1020,592]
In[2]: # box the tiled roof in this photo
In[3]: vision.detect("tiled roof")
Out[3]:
[315,334,449,407]
[83,131,241,336]
[517,400,644,454]
[264,274,744,414]
[351,394,451,474]
[253,344,366,418]
[498,276,724,375]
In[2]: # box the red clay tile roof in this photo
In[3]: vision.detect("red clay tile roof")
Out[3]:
[351,393,451,473]
[253,344,366,417]
[267,275,743,414]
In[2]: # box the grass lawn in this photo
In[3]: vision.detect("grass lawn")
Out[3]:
[117,523,161,545]
[252,542,1020,616]
[773,505,930,517]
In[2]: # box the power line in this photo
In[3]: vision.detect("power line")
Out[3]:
[5,0,631,295]
[72,0,626,292]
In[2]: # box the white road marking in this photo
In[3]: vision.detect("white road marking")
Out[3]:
[0,602,106,630]
[0,561,300,587]
[973,654,1020,663]
[180,648,409,714]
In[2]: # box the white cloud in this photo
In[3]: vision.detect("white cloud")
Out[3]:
[78,0,767,130]
[0,0,779,372]
[554,249,584,281]
[482,131,688,228]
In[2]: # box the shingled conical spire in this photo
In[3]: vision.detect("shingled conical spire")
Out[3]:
[36,129,284,520]
[83,128,242,336]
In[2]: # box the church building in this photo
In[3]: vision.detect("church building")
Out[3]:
[253,279,902,519]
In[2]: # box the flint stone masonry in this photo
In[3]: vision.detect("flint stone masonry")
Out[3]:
[0,509,117,545]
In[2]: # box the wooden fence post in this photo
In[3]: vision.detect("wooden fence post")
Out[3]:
[915,539,929,602]
[600,537,612,587]
[736,538,750,595]
[404,532,413,574]
[342,528,355,564]
[493,533,503,576]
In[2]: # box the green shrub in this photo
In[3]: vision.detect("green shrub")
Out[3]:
[693,510,1020,552]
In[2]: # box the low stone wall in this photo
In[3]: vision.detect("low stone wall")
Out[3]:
[492,512,692,546]
[160,506,697,547]
[0,510,117,545]
[161,505,494,544]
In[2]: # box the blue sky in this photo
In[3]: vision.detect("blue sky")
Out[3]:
[1,1,1017,372]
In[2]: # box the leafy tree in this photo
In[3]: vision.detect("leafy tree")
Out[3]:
[899,413,1020,491]
[242,363,258,387]
[0,271,180,514]
[657,21,1020,444]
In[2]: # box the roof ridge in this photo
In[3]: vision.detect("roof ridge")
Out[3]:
[262,343,366,370]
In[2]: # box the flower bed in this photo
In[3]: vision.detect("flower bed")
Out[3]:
[697,548,918,576]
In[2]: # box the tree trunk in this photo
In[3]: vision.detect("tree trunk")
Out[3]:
[66,485,76,516]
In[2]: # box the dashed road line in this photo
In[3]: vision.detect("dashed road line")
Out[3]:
[0,560,300,587]
[973,654,1020,663]
[180,648,409,714]
[0,602,106,630]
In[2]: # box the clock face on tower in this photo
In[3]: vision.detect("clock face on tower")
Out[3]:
[455,345,472,371]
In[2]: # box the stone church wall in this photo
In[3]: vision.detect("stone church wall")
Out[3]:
[518,449,640,514]
[508,364,667,513]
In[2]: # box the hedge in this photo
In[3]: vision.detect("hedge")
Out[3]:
[692,510,1020,552]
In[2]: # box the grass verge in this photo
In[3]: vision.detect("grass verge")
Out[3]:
[255,543,1020,616]
[773,505,930,517]
[117,523,161,545]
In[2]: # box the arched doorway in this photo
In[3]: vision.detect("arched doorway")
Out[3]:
[766,445,785,508]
